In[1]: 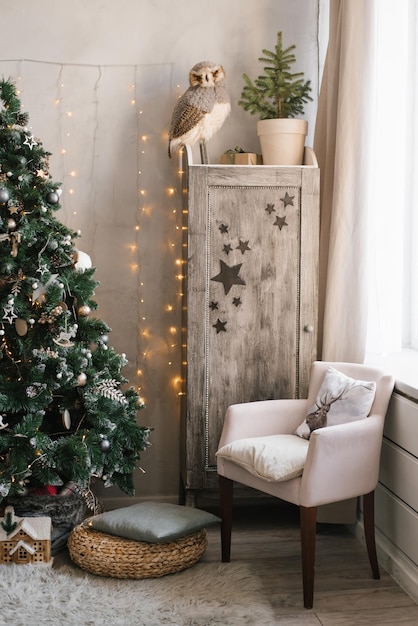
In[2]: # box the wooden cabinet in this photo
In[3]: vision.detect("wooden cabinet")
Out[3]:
[180,149,320,502]
[374,390,418,599]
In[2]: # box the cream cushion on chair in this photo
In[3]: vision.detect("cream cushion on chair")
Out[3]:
[216,434,309,482]
[294,366,376,439]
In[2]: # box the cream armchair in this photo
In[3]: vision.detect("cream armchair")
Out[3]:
[216,361,395,609]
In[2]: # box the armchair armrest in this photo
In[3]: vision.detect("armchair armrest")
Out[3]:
[218,399,308,448]
[299,414,385,507]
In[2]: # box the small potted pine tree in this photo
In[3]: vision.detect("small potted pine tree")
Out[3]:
[239,31,312,165]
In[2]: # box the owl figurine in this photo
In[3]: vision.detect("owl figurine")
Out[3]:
[168,61,231,163]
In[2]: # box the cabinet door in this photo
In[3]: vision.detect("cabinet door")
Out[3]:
[183,165,319,489]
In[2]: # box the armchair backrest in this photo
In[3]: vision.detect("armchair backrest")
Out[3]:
[306,361,395,421]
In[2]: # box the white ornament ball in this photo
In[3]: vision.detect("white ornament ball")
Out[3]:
[100,438,110,451]
[77,372,87,386]
[74,249,92,272]
[78,305,91,317]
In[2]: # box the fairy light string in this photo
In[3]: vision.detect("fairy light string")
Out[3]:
[1,57,183,416]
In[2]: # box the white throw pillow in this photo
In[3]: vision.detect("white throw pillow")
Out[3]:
[216,434,309,482]
[294,367,376,440]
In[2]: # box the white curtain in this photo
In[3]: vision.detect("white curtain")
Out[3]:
[314,0,377,362]
[315,0,418,362]
[365,1,418,355]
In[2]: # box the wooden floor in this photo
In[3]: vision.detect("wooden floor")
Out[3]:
[200,500,418,625]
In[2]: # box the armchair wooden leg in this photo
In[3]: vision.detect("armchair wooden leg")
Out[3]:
[300,506,317,609]
[219,475,233,562]
[363,490,380,579]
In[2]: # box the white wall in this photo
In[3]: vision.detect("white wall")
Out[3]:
[1,0,326,505]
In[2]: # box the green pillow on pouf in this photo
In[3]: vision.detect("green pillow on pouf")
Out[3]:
[86,502,220,543]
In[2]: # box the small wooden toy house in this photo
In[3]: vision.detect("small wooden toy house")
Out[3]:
[0,506,52,565]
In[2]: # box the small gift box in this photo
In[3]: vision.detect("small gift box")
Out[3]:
[220,147,262,165]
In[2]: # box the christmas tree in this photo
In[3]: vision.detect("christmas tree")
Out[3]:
[0,78,150,503]
[239,31,312,119]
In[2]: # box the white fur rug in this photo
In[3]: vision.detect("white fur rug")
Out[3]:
[0,561,276,625]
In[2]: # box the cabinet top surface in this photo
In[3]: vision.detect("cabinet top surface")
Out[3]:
[188,164,318,171]
[187,164,319,188]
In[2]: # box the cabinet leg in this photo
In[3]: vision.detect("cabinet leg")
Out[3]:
[185,490,196,508]
[179,475,197,507]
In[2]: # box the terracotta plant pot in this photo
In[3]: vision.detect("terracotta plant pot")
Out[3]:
[257,118,308,165]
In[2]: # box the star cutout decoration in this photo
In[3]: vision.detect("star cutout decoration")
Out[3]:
[36,263,50,279]
[265,203,276,215]
[211,260,246,295]
[281,192,295,208]
[236,239,251,254]
[3,304,17,324]
[8,205,19,215]
[274,215,288,231]
[209,301,219,311]
[219,223,229,234]
[213,318,227,333]
[223,243,232,255]
[23,134,38,150]
[232,297,242,307]
[36,169,49,180]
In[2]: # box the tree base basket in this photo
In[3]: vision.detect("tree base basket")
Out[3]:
[6,494,90,554]
[68,523,208,579]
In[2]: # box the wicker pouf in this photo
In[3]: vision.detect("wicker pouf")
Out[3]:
[68,523,207,579]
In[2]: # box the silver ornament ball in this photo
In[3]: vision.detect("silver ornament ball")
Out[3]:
[46,191,59,205]
[0,188,10,203]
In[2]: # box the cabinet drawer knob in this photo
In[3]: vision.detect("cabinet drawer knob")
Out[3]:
[304,324,314,333]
